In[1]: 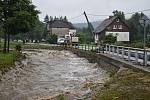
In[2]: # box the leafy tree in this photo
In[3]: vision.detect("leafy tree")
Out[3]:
[76,27,94,44]
[47,34,58,44]
[126,13,144,41]
[30,20,45,42]
[113,10,125,21]
[0,0,39,53]
[104,34,117,44]
[13,20,45,42]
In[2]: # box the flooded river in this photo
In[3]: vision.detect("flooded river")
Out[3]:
[0,50,109,100]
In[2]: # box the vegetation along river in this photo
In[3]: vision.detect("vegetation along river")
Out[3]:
[0,50,109,100]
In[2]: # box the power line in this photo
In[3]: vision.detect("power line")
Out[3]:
[87,13,111,17]
[125,8,150,15]
[67,8,150,22]
[68,14,83,20]
[86,8,150,17]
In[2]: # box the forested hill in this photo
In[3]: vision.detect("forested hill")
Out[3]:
[73,21,102,29]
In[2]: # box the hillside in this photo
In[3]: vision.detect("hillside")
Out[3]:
[73,21,102,29]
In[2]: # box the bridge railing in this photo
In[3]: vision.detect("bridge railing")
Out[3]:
[70,44,150,66]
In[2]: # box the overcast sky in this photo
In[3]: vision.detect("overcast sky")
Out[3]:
[32,0,150,23]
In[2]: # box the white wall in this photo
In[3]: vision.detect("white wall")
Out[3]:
[94,34,99,43]
[106,31,130,41]
[69,29,76,36]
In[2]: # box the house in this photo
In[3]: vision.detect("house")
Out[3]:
[94,16,130,44]
[47,19,76,38]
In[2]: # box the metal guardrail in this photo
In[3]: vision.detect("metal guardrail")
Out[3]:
[71,44,150,66]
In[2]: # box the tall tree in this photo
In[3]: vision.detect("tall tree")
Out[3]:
[44,14,49,23]
[30,20,45,42]
[0,0,39,52]
[113,10,125,21]
[127,13,144,41]
[64,16,68,22]
[50,16,53,21]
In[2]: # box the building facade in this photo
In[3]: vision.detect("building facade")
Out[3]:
[94,16,130,44]
[47,20,76,38]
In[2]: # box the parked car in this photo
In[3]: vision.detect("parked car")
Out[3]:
[57,38,65,44]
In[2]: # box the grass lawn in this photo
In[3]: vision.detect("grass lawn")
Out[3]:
[92,69,150,100]
[0,41,22,50]
[0,52,18,74]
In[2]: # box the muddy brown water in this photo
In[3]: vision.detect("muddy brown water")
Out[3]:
[0,50,109,100]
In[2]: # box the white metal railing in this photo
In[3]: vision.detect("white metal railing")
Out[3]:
[70,44,150,66]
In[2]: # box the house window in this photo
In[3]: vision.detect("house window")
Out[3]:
[113,25,117,29]
[116,19,119,22]
[118,25,122,29]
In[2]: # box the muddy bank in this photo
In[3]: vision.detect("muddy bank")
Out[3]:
[0,50,109,100]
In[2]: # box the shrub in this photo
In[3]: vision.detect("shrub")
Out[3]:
[47,34,58,44]
[15,44,22,52]
[104,34,117,44]
[132,42,143,48]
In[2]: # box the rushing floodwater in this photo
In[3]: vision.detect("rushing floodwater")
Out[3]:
[0,50,108,100]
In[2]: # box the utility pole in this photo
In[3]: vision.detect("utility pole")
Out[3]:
[143,19,146,66]
[83,11,94,40]
[140,17,147,66]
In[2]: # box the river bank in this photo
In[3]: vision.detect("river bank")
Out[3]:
[0,52,24,76]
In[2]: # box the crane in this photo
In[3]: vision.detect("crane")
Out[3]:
[83,11,95,40]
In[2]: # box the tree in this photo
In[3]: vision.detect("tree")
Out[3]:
[113,10,125,21]
[50,16,53,21]
[64,16,68,22]
[126,13,144,41]
[60,16,63,20]
[0,0,39,53]
[104,34,117,44]
[30,20,45,42]
[47,34,58,44]
[76,27,94,44]
[44,14,49,23]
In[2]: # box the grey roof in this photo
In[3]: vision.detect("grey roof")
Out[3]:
[49,20,75,29]
[94,16,118,33]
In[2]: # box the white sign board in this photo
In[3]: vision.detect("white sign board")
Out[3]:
[72,37,79,43]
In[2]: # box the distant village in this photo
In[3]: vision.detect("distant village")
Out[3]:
[1,11,150,47]
[42,12,150,46]
[43,15,129,44]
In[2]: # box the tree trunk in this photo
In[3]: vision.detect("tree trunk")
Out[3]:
[7,33,10,53]
[3,33,7,53]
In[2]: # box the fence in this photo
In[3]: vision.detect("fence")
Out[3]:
[71,44,150,66]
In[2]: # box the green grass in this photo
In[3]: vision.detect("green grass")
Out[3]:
[92,69,150,100]
[56,94,65,100]
[0,41,23,49]
[0,52,18,74]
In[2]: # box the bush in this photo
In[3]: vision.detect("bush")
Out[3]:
[132,42,143,48]
[104,34,117,44]
[47,34,58,44]
[15,44,22,52]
